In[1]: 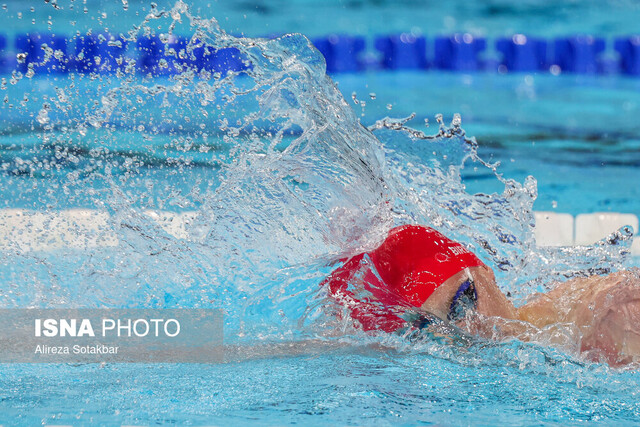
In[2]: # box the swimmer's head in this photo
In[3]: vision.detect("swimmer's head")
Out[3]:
[368,225,484,307]
[324,224,487,332]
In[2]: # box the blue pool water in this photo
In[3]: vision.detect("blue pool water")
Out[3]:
[3,346,640,425]
[332,71,640,217]
[1,1,640,425]
[2,72,639,216]
[3,0,640,39]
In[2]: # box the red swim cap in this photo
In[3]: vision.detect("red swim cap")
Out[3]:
[324,224,483,332]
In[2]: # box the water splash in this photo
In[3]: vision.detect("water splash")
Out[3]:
[3,4,640,426]
[0,2,634,353]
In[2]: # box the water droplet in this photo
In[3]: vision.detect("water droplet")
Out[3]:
[37,108,50,125]
[552,200,558,209]
[108,38,122,49]
[386,104,392,110]
[369,93,376,100]
[16,53,27,63]
[55,87,68,104]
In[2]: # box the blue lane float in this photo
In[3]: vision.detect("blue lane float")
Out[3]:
[2,32,640,77]
[375,34,427,70]
[75,33,127,74]
[6,32,250,77]
[137,35,184,76]
[16,33,69,74]
[313,35,366,73]
[496,35,548,72]
[0,34,9,74]
[553,36,606,74]
[615,36,640,76]
[136,35,249,76]
[201,46,250,75]
[433,34,486,71]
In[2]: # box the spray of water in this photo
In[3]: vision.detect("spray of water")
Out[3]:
[0,2,634,359]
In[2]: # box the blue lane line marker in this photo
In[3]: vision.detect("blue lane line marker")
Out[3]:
[615,36,640,76]
[75,33,128,74]
[0,33,9,73]
[433,34,487,72]
[554,36,606,74]
[15,33,69,74]
[374,34,428,70]
[313,35,366,73]
[1,32,640,76]
[496,35,548,72]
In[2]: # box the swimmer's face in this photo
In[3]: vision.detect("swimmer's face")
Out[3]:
[420,265,516,322]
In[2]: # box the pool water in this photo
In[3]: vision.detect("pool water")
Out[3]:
[2,72,639,216]
[3,346,639,425]
[3,0,640,40]
[333,71,640,217]
[1,1,640,426]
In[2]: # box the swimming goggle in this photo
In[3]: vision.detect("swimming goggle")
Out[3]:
[411,277,478,329]
[447,278,477,322]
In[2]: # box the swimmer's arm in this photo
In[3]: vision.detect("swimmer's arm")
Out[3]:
[516,292,560,328]
[516,271,634,328]
[573,271,640,365]
[516,270,640,365]
[460,309,580,352]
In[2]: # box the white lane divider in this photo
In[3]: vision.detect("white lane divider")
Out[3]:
[0,209,198,252]
[1,209,640,255]
[575,213,639,245]
[534,211,640,255]
[141,210,199,240]
[533,212,574,247]
[0,209,118,252]
[575,212,640,255]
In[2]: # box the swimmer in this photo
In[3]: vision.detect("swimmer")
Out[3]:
[323,224,640,367]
